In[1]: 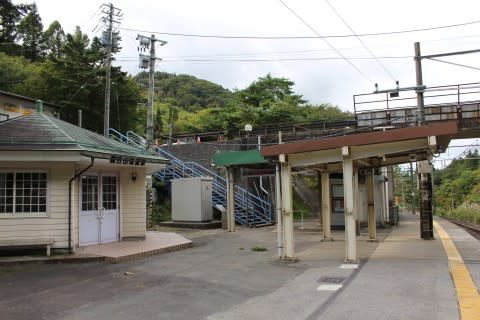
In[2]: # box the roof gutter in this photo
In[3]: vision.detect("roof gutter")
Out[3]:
[68,156,94,253]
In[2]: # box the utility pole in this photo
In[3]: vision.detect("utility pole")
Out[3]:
[99,3,122,136]
[137,34,167,150]
[414,42,425,125]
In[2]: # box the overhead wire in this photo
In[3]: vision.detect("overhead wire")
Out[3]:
[117,18,480,40]
[427,57,480,72]
[114,55,412,63]
[277,0,373,84]
[324,0,396,82]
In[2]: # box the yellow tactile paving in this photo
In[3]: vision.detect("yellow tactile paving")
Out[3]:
[433,221,480,320]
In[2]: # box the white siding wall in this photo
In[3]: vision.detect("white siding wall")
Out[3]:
[120,167,147,238]
[0,162,74,248]
[0,162,148,249]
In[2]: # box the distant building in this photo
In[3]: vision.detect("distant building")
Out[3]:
[0,90,61,122]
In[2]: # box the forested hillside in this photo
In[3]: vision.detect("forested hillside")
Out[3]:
[0,0,349,139]
[395,151,480,224]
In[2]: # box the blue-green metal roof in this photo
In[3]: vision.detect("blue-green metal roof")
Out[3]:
[213,149,268,167]
[0,112,167,163]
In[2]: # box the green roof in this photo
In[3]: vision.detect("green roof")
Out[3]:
[0,112,167,163]
[213,149,268,167]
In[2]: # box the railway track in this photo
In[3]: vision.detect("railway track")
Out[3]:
[442,217,480,240]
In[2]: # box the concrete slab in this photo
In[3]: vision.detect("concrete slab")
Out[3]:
[79,232,193,263]
[315,213,459,320]
[0,215,473,320]
[436,217,480,304]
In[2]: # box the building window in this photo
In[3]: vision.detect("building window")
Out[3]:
[0,171,48,215]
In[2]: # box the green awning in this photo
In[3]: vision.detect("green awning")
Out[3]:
[213,149,268,167]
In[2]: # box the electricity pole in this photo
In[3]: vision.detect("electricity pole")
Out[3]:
[99,3,122,136]
[414,42,425,125]
[137,34,167,150]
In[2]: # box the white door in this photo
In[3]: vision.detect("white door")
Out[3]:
[100,174,119,244]
[79,174,119,246]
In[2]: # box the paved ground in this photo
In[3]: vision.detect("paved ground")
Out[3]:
[0,214,477,320]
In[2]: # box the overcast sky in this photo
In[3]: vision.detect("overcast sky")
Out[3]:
[16,0,480,165]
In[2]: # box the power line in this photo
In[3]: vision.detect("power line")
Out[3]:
[325,0,396,82]
[118,18,480,40]
[427,57,480,72]
[278,0,373,84]
[114,55,412,63]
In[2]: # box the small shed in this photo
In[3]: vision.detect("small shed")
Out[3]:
[0,111,168,253]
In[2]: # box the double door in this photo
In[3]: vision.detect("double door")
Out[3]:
[79,173,119,246]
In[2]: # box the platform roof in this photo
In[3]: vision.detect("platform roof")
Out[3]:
[213,149,268,167]
[261,122,457,157]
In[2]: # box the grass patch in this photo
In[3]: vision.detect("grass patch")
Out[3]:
[251,246,268,252]
[150,201,172,225]
[437,206,480,224]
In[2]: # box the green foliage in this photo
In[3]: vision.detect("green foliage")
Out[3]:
[43,20,65,60]
[0,0,29,56]
[434,150,480,210]
[436,206,480,224]
[150,201,172,225]
[146,72,350,138]
[0,4,143,134]
[238,73,305,108]
[251,246,268,252]
[17,3,44,61]
[0,1,350,138]
[136,72,233,112]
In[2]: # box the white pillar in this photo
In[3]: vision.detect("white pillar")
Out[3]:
[275,164,283,257]
[226,167,235,232]
[321,172,332,241]
[382,167,389,223]
[373,171,384,226]
[342,148,357,262]
[353,171,360,236]
[281,162,295,260]
[366,170,377,241]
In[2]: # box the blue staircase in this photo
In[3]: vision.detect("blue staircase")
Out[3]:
[109,129,273,226]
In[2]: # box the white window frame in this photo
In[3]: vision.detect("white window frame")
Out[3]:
[0,170,49,218]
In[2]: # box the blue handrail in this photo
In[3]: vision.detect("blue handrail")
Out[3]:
[108,128,273,225]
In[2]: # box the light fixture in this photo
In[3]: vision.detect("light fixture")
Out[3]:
[131,172,137,182]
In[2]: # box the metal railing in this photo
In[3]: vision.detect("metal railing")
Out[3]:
[354,82,480,127]
[108,129,273,226]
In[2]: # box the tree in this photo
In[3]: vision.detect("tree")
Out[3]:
[17,3,45,61]
[237,73,305,108]
[0,0,29,56]
[43,20,65,59]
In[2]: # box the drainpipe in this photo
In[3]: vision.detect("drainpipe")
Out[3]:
[259,177,269,195]
[68,157,94,253]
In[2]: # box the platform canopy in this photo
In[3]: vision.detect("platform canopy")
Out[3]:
[212,149,269,167]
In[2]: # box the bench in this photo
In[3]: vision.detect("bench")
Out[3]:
[0,238,55,256]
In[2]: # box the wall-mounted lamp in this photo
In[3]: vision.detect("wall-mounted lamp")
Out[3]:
[131,172,137,182]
